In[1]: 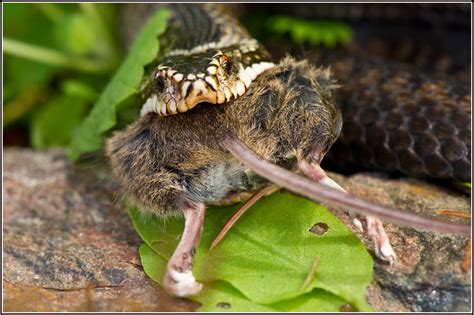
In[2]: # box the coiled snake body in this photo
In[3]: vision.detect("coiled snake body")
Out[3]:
[119,3,471,182]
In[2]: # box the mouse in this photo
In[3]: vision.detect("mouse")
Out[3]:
[106,57,470,297]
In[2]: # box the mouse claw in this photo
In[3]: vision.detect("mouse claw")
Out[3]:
[353,218,364,231]
[366,215,397,264]
[164,268,203,297]
[378,238,397,265]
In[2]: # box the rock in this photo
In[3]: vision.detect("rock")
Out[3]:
[3,148,198,312]
[3,148,470,311]
[328,172,471,312]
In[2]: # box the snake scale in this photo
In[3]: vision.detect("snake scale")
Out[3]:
[118,3,471,183]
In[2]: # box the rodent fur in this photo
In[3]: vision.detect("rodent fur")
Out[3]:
[106,57,342,216]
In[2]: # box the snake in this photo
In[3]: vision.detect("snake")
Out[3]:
[118,3,471,183]
[120,3,273,117]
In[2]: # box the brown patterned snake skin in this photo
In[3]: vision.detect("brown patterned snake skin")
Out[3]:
[121,3,471,183]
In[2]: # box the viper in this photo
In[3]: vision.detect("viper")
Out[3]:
[120,3,274,117]
[118,3,471,183]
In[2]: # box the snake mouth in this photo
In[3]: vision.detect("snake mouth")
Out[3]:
[140,61,275,117]
[140,76,221,116]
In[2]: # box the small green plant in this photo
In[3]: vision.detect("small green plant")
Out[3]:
[267,15,352,48]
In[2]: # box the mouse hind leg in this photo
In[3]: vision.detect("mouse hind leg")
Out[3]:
[163,200,206,297]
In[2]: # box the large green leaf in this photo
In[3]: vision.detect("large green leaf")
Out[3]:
[140,244,275,312]
[130,192,373,310]
[68,9,170,160]
[140,243,352,312]
[271,289,350,312]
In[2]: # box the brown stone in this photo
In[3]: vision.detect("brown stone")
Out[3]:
[328,172,471,312]
[3,148,198,312]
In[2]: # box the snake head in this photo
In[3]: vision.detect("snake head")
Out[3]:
[140,43,274,116]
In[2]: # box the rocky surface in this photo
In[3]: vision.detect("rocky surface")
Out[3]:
[328,172,471,312]
[3,148,471,311]
[3,148,198,312]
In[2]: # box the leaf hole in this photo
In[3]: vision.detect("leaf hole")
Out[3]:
[216,302,231,309]
[309,222,329,235]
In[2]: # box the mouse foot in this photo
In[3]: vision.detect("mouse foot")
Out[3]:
[365,215,396,265]
[164,268,203,297]
[163,201,205,297]
[352,217,364,231]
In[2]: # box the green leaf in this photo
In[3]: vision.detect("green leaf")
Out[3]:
[30,95,88,149]
[140,243,352,312]
[138,243,167,285]
[130,192,373,310]
[271,288,349,312]
[140,244,276,312]
[68,9,170,160]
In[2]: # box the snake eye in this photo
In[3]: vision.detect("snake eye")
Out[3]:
[155,74,166,93]
[223,59,233,73]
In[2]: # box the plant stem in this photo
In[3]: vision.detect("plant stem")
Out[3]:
[301,256,320,291]
[3,38,111,74]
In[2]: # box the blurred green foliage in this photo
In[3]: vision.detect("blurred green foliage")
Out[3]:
[69,9,170,160]
[3,3,121,148]
[267,16,352,47]
[242,12,352,49]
